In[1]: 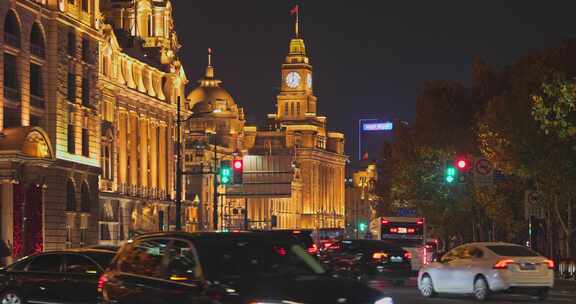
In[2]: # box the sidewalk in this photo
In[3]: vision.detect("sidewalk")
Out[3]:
[554,279,576,294]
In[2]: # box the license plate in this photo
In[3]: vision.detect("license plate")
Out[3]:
[390,256,403,263]
[520,263,536,270]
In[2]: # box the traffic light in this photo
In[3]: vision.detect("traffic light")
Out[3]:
[232,159,243,184]
[455,157,471,184]
[444,160,457,184]
[358,221,368,233]
[220,161,232,185]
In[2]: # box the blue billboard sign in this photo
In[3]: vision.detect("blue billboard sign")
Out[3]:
[362,121,394,132]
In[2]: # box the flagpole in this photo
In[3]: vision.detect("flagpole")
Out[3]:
[295,7,300,37]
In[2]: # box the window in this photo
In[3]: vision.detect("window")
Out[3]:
[147,14,153,37]
[28,254,62,273]
[66,179,76,211]
[296,103,301,116]
[82,38,90,62]
[81,0,88,12]
[81,182,90,212]
[166,240,201,282]
[30,22,45,58]
[68,110,75,154]
[67,72,76,102]
[117,239,169,278]
[30,63,44,109]
[486,245,538,257]
[30,115,41,127]
[82,77,90,107]
[102,139,113,180]
[83,252,114,269]
[284,102,289,116]
[4,53,18,91]
[82,128,89,157]
[68,30,76,57]
[65,254,99,274]
[291,102,295,116]
[4,10,20,48]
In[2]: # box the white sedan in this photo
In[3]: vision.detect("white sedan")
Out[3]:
[418,242,554,301]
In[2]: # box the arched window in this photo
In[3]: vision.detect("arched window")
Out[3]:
[296,103,301,116]
[290,102,295,116]
[66,180,76,211]
[81,182,90,213]
[4,10,21,48]
[30,22,45,58]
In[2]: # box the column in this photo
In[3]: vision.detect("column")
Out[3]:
[139,116,148,190]
[149,121,158,193]
[1,181,14,265]
[158,125,167,194]
[129,112,139,189]
[118,111,128,186]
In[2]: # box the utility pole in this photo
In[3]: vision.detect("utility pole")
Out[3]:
[175,96,183,231]
[244,197,249,230]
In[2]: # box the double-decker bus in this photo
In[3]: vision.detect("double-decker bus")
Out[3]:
[370,216,433,270]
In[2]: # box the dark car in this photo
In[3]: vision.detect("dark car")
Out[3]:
[88,245,120,252]
[319,240,413,285]
[258,229,319,255]
[99,232,393,304]
[0,249,115,304]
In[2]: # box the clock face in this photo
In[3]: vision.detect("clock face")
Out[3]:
[286,72,301,89]
[306,73,312,89]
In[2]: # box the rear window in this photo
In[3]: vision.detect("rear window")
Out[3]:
[195,236,324,279]
[486,245,539,257]
[83,252,115,269]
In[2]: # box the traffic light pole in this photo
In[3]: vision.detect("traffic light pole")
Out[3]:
[212,135,219,231]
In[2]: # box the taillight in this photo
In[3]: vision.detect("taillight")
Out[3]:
[493,259,515,269]
[404,252,412,260]
[308,244,318,254]
[544,259,554,269]
[323,242,332,249]
[97,274,108,292]
[273,246,287,256]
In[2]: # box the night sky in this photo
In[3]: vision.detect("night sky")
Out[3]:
[173,0,576,161]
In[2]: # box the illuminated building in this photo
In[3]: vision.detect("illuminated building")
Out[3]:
[184,13,347,231]
[97,0,186,244]
[0,0,103,264]
[345,163,378,239]
[0,0,185,261]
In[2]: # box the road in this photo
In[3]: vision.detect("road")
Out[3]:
[369,279,576,304]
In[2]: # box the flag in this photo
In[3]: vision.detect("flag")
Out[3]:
[290,5,299,15]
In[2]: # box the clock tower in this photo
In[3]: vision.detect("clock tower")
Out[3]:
[276,14,317,122]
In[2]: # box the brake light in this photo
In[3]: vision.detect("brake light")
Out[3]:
[308,243,318,254]
[273,246,287,256]
[417,219,424,225]
[381,220,389,225]
[493,259,515,269]
[323,242,332,249]
[404,252,412,260]
[97,274,108,292]
[544,259,554,269]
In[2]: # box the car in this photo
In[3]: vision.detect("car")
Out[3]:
[319,240,413,285]
[99,231,394,304]
[0,249,116,304]
[418,242,554,301]
[257,229,319,255]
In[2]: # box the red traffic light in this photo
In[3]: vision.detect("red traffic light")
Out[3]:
[456,159,468,170]
[233,159,243,171]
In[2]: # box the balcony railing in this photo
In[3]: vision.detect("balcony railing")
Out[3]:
[30,43,45,58]
[4,33,20,48]
[4,86,20,102]
[30,94,45,109]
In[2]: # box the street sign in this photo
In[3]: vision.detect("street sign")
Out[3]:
[473,158,494,185]
[525,190,545,220]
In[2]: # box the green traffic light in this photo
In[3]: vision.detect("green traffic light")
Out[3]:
[220,166,232,185]
[446,175,455,183]
[358,222,367,232]
[445,166,457,184]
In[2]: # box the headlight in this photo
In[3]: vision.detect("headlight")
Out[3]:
[375,297,394,304]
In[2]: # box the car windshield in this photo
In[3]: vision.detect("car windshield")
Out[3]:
[83,252,115,268]
[195,237,325,279]
[486,245,539,257]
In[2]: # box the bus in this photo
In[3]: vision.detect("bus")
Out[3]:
[369,216,433,270]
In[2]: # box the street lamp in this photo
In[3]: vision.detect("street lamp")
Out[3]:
[175,96,221,231]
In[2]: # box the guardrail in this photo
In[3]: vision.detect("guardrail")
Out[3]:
[557,259,576,280]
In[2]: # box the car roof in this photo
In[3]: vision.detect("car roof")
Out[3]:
[340,239,404,249]
[133,231,304,242]
[459,242,522,247]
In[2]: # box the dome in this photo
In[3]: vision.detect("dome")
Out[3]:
[187,85,238,114]
[186,48,240,115]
